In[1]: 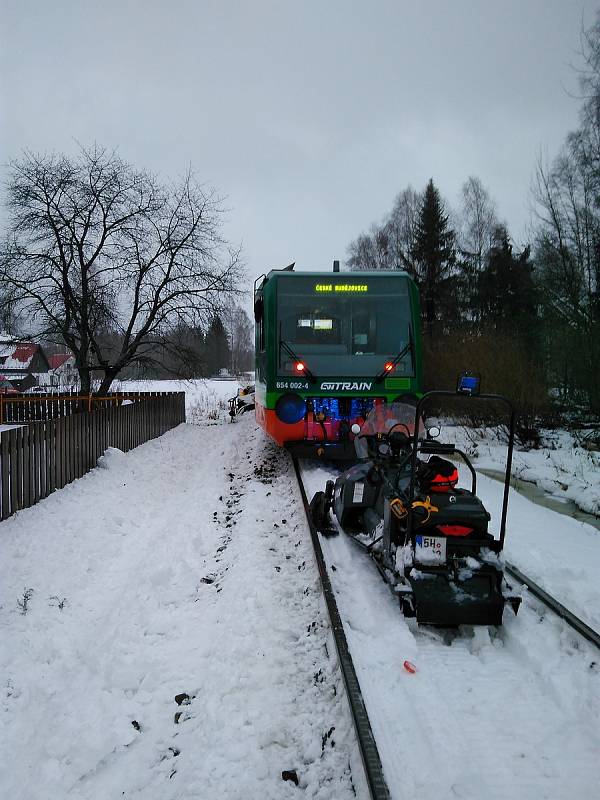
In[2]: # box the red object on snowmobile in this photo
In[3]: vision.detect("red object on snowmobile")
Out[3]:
[429,467,459,492]
[437,524,474,537]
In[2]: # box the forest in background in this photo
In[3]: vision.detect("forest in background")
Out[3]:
[346,15,600,423]
[119,304,254,380]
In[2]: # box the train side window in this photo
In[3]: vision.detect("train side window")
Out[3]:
[259,314,265,352]
[255,293,266,353]
[256,299,266,380]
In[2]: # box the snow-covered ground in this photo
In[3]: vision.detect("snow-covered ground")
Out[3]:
[2,382,600,800]
[301,461,600,800]
[114,378,247,424]
[448,423,600,518]
[0,415,360,800]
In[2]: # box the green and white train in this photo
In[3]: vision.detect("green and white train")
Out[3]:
[253,263,422,459]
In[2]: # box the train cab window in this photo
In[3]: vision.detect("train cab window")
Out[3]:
[351,309,375,354]
[294,313,341,344]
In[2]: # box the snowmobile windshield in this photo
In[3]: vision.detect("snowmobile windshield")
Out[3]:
[354,402,425,458]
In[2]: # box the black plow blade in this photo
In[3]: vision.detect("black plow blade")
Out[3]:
[309,490,339,537]
[410,571,506,626]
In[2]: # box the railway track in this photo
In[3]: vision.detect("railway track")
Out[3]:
[292,458,390,800]
[292,457,600,800]
[504,562,600,650]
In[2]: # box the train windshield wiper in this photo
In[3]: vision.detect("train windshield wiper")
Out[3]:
[374,333,414,383]
[279,337,316,381]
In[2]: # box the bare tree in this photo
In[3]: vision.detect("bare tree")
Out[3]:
[347,186,422,274]
[346,227,389,271]
[530,21,600,414]
[231,306,254,373]
[385,186,422,274]
[220,300,253,374]
[531,151,588,313]
[0,146,243,393]
[457,176,498,271]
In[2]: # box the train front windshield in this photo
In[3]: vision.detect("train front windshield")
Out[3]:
[277,276,414,377]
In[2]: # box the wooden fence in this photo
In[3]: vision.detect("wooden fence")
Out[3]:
[0,391,169,424]
[0,392,185,521]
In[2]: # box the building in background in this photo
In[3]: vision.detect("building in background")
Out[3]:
[48,353,78,389]
[0,338,51,391]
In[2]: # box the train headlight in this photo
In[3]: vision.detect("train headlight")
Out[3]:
[295,361,306,373]
[384,361,394,373]
[275,393,307,424]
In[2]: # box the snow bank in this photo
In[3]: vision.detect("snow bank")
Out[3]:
[446,424,600,517]
[0,416,359,800]
[97,446,127,470]
[114,378,244,424]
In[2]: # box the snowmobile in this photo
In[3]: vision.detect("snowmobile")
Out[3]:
[310,375,522,626]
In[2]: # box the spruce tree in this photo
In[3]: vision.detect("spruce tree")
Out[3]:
[204,315,231,375]
[412,179,456,335]
[477,226,537,340]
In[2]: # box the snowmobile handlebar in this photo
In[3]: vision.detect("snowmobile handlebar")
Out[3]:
[356,427,412,461]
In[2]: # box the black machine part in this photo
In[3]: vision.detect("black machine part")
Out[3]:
[406,391,515,551]
[407,565,507,626]
[381,494,518,626]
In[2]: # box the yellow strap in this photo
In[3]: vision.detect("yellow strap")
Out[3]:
[390,495,439,523]
[411,495,439,523]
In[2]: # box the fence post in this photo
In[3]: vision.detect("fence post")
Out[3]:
[8,428,18,515]
[15,427,24,511]
[1,431,9,520]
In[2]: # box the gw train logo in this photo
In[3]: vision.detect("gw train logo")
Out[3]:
[319,381,373,391]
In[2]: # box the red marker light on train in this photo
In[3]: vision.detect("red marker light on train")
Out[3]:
[384,361,394,373]
[295,361,306,373]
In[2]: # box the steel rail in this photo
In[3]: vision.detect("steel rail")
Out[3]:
[505,562,600,650]
[291,458,390,800]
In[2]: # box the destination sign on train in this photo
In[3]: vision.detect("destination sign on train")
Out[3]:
[314,283,368,293]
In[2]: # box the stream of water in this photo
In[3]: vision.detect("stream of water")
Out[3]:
[478,468,600,533]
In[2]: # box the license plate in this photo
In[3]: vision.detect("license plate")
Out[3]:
[415,534,447,565]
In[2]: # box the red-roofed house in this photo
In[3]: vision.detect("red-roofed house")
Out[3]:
[48,353,78,388]
[0,339,50,391]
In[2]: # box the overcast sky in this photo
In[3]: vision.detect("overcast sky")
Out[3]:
[1,0,599,293]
